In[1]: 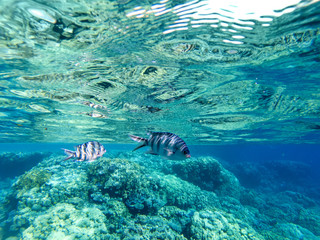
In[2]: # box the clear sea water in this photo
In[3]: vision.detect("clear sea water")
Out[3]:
[1,0,320,239]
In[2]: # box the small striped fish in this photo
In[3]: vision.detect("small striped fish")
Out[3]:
[130,132,191,160]
[62,141,106,162]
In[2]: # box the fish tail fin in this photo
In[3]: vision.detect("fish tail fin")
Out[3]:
[129,135,147,151]
[62,148,75,160]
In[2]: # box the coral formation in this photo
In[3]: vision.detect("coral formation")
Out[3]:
[171,156,242,198]
[13,168,52,195]
[88,158,167,214]
[0,153,319,239]
[188,209,262,240]
[22,203,109,240]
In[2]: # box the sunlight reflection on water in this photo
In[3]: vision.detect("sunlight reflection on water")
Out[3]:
[126,0,314,38]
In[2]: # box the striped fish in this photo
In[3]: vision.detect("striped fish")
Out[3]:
[130,132,191,160]
[62,141,106,162]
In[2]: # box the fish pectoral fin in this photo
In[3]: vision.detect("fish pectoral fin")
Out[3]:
[132,143,147,152]
[164,148,175,156]
[145,149,158,155]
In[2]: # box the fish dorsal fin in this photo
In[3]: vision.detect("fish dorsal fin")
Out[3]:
[130,134,147,142]
[62,148,75,160]
[130,134,148,152]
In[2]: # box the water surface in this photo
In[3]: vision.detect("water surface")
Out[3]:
[0,0,319,143]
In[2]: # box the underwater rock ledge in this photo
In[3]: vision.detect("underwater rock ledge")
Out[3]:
[0,152,319,239]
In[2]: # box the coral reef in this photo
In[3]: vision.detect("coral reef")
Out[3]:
[0,153,319,239]
[188,209,263,240]
[22,203,110,240]
[171,156,242,198]
[12,168,52,195]
[260,223,319,240]
[88,158,167,214]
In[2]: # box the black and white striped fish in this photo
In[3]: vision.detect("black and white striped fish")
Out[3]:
[62,141,106,162]
[130,132,191,160]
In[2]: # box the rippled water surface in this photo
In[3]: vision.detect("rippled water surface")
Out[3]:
[0,0,320,143]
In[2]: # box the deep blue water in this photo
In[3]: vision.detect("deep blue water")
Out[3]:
[1,143,319,191]
[1,143,319,164]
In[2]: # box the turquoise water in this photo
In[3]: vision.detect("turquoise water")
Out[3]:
[1,0,320,239]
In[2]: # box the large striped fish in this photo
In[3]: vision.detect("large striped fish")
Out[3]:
[62,141,106,162]
[130,132,191,160]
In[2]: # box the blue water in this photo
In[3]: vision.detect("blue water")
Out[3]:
[1,143,319,164]
[1,0,320,238]
[1,143,319,197]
